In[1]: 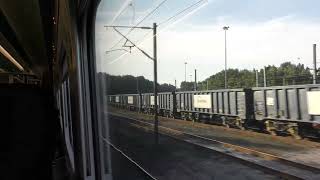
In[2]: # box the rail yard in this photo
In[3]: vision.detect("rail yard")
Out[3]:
[108,106,320,179]
[108,84,320,139]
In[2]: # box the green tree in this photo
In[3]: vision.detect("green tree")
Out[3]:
[179,81,194,91]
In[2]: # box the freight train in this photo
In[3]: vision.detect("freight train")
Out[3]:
[108,84,320,139]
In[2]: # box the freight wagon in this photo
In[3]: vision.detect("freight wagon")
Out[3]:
[108,84,320,139]
[175,89,253,129]
[141,93,156,114]
[252,84,320,138]
[121,94,142,111]
[158,92,176,117]
[108,95,122,108]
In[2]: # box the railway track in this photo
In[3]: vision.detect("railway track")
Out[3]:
[110,112,320,180]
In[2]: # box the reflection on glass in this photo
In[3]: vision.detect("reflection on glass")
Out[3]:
[95,1,320,179]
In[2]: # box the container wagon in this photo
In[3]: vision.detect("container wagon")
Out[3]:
[252,84,320,138]
[108,95,121,108]
[120,94,142,111]
[141,93,156,114]
[158,92,176,118]
[175,89,253,129]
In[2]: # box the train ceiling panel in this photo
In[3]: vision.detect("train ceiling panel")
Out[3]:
[0,1,49,75]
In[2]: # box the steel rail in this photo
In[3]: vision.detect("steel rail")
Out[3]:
[110,113,320,180]
[102,138,157,180]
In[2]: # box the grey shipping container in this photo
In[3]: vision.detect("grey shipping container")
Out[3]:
[108,95,121,106]
[158,92,176,116]
[176,89,253,121]
[120,94,141,111]
[141,93,156,113]
[252,84,320,124]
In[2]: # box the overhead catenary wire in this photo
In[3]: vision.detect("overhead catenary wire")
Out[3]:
[109,0,133,25]
[133,0,208,45]
[106,0,169,51]
[158,0,207,26]
[107,0,209,65]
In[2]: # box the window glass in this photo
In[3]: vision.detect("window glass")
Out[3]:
[95,1,320,179]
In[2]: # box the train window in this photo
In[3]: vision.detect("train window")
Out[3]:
[95,1,320,180]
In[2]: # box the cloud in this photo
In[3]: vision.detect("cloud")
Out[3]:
[96,12,320,85]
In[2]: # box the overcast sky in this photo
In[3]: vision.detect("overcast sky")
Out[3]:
[95,0,320,86]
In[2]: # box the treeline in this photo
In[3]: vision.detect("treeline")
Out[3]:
[99,62,318,93]
[181,62,318,91]
[99,73,175,95]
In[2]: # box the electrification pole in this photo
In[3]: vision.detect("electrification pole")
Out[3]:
[223,26,229,89]
[255,70,259,87]
[153,23,159,144]
[313,44,317,84]
[263,67,267,87]
[194,69,197,91]
[104,23,159,144]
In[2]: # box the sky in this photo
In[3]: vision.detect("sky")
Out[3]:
[95,0,320,86]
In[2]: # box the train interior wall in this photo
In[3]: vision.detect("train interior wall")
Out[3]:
[0,84,61,180]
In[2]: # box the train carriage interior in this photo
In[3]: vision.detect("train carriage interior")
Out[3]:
[0,0,100,179]
[1,0,320,180]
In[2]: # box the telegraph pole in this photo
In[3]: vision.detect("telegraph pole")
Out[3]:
[175,79,177,90]
[313,44,317,84]
[194,69,197,91]
[184,62,187,82]
[153,23,159,144]
[136,77,139,93]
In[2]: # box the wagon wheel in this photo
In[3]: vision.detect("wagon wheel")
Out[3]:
[183,113,187,121]
[195,113,200,122]
[236,118,246,130]
[222,117,230,128]
[288,126,303,140]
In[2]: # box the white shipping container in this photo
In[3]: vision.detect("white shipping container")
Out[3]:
[193,94,212,109]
